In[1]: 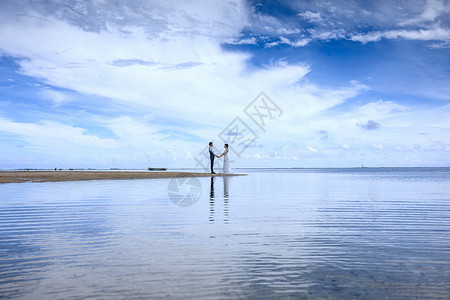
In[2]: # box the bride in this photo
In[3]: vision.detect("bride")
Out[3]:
[217,143,232,174]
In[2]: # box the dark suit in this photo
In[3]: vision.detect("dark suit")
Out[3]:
[209,146,215,173]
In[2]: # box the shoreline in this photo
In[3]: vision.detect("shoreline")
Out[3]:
[0,171,245,184]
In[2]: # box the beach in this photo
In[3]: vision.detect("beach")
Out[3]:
[0,171,241,184]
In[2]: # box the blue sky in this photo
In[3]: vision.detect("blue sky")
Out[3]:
[0,0,449,169]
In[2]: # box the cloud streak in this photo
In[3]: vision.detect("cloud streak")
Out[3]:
[350,26,450,43]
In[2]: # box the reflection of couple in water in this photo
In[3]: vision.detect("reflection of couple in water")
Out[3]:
[210,176,229,224]
[208,142,232,174]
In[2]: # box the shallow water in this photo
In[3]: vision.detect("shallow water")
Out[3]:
[1,168,449,299]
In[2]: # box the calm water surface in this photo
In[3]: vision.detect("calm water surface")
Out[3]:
[1,168,449,299]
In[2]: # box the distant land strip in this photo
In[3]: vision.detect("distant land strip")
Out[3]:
[0,171,245,184]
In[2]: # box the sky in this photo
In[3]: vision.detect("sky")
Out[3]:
[0,0,449,169]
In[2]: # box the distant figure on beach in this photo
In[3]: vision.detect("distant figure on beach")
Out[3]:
[209,142,216,174]
[217,144,232,174]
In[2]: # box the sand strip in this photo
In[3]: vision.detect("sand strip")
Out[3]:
[0,171,244,184]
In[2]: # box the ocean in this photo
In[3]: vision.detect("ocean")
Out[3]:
[1,168,449,299]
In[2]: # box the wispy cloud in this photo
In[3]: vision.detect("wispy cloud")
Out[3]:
[265,36,310,47]
[350,26,450,43]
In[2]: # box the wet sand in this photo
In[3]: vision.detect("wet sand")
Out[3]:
[0,171,243,184]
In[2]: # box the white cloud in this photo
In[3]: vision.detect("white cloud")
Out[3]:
[250,11,301,36]
[265,37,310,47]
[350,26,450,43]
[429,40,450,48]
[298,11,322,23]
[308,28,345,40]
[265,40,281,47]
[421,0,448,20]
[279,36,310,47]
[372,143,384,150]
[102,116,166,148]
[275,27,301,35]
[399,0,449,25]
[307,146,318,152]
[351,100,410,119]
[40,90,72,106]
[0,116,117,149]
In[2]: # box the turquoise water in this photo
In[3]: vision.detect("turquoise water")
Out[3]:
[1,168,449,299]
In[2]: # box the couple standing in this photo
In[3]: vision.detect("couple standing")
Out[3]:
[209,142,232,174]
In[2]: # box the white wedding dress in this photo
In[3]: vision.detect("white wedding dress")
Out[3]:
[222,150,232,174]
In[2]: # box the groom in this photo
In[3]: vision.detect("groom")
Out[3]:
[209,142,216,174]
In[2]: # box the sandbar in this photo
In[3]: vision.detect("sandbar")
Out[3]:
[0,171,244,184]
